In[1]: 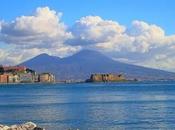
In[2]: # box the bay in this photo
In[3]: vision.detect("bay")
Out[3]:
[0,82,175,130]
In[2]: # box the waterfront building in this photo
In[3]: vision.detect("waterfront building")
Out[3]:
[19,73,35,83]
[8,74,20,83]
[0,74,8,83]
[34,74,39,82]
[39,73,55,83]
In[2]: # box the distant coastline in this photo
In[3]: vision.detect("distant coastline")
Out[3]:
[1,64,174,85]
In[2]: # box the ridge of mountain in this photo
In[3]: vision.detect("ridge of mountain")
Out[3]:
[20,50,175,81]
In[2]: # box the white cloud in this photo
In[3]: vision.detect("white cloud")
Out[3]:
[69,17,169,53]
[69,16,151,56]
[69,16,125,45]
[0,7,72,48]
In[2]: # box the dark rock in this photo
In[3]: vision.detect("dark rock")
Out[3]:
[34,127,44,130]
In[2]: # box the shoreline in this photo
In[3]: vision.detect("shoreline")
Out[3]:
[0,80,175,85]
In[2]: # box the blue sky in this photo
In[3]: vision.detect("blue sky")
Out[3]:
[0,0,175,71]
[0,0,174,35]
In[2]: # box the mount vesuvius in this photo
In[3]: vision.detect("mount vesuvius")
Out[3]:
[20,50,175,81]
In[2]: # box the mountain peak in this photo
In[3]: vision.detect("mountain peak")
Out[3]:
[37,53,50,57]
[35,53,61,59]
[20,53,60,67]
[35,53,50,58]
[66,49,109,61]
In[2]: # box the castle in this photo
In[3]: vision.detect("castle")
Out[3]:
[86,73,126,82]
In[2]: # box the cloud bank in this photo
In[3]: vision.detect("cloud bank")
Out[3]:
[0,7,175,71]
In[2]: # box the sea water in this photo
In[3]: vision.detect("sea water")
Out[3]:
[0,82,175,130]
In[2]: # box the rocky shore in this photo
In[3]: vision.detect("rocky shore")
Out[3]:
[0,122,44,130]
